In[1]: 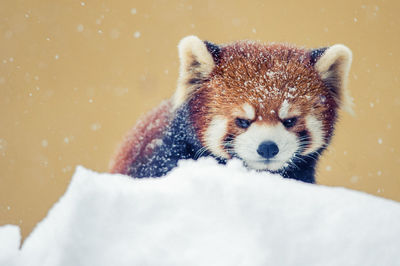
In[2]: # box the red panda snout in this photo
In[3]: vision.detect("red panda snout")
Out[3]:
[201,99,327,172]
[234,122,299,171]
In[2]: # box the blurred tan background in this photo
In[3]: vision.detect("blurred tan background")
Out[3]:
[1,0,399,240]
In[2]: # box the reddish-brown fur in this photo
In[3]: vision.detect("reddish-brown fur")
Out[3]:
[189,41,338,150]
[109,100,173,174]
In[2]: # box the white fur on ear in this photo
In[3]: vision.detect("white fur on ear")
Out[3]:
[315,44,354,114]
[173,36,216,109]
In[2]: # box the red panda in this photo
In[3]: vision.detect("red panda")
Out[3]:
[109,36,352,183]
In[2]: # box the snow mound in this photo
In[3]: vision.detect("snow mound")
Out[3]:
[0,225,20,266]
[2,158,400,266]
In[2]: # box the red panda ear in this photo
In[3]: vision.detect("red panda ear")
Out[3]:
[173,36,218,109]
[312,45,354,114]
[310,47,328,65]
[204,41,221,64]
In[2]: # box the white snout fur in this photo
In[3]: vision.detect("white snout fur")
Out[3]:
[234,123,299,171]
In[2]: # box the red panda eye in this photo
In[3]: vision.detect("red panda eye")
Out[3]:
[282,117,297,128]
[235,118,252,129]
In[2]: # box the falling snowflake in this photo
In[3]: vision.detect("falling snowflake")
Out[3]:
[133,31,141,38]
[77,24,84,32]
[41,139,48,147]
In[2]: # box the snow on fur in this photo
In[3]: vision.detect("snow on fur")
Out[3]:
[2,158,400,266]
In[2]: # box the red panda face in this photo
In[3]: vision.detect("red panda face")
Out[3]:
[176,37,352,173]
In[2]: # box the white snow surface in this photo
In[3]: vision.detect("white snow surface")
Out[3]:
[2,158,400,266]
[0,225,20,266]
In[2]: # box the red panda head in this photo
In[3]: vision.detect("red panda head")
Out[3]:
[174,36,352,172]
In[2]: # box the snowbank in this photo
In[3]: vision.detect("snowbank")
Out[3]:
[0,225,20,266]
[2,158,400,266]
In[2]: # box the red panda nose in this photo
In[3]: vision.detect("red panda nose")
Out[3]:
[257,141,279,159]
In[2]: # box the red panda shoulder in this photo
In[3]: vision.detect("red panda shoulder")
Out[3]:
[109,100,173,175]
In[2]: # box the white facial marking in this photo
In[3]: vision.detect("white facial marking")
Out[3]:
[204,116,229,158]
[234,103,255,120]
[278,100,290,119]
[304,115,325,154]
[278,100,301,119]
[235,123,299,171]
[242,103,255,120]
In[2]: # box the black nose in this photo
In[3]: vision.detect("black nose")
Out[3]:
[257,141,279,159]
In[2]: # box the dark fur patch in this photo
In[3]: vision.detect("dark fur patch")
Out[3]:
[188,78,203,85]
[310,47,328,65]
[297,130,311,153]
[223,134,235,156]
[279,149,323,183]
[204,41,221,64]
[190,60,201,68]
